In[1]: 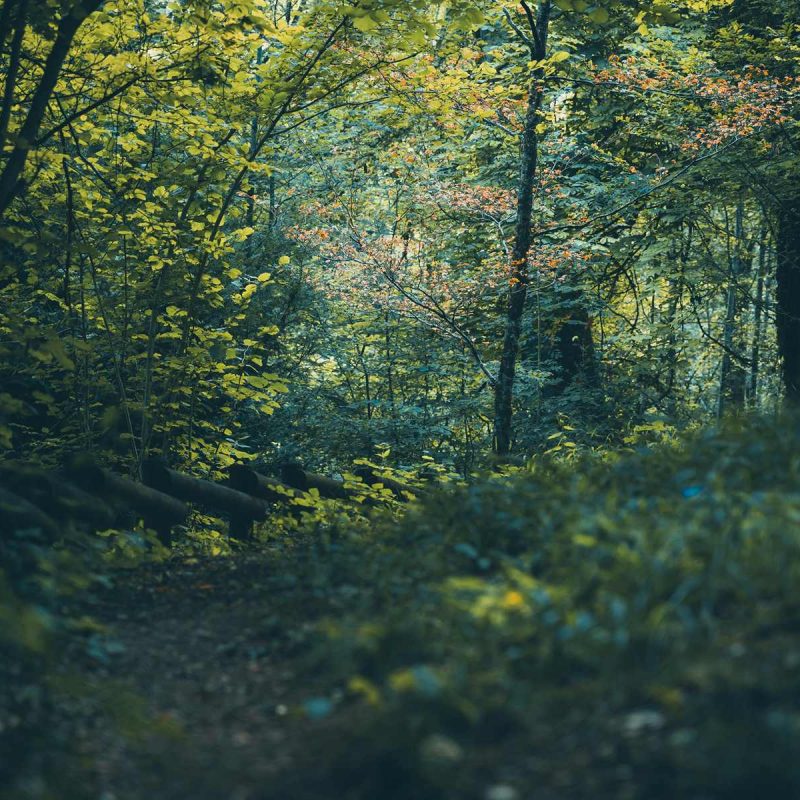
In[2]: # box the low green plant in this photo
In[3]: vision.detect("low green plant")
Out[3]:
[274,414,800,799]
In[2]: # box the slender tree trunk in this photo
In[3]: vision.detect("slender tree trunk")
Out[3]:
[493,0,550,456]
[718,199,747,416]
[749,226,768,405]
[384,310,399,446]
[246,46,265,254]
[0,0,28,151]
[775,190,800,403]
[663,282,680,412]
[268,175,277,228]
[663,224,691,413]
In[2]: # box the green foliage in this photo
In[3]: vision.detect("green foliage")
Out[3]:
[0,506,168,797]
[3,0,798,477]
[1,0,799,790]
[267,414,800,798]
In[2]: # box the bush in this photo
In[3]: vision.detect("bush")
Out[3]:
[277,415,800,799]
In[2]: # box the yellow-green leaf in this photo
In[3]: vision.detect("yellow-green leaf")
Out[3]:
[353,14,379,32]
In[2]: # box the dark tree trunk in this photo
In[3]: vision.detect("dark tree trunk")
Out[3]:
[663,226,690,414]
[0,0,105,219]
[493,0,550,456]
[775,191,800,403]
[718,199,748,415]
[522,281,597,402]
[0,0,29,151]
[551,293,596,394]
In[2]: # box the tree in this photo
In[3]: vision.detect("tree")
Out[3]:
[492,0,551,456]
[0,0,107,217]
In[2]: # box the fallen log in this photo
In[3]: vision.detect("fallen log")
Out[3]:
[280,462,352,500]
[0,485,60,539]
[72,462,188,545]
[51,474,118,529]
[143,460,267,538]
[0,462,116,531]
[227,465,299,504]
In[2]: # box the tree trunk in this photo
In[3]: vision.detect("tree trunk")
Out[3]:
[718,199,747,416]
[775,190,800,403]
[0,0,29,151]
[663,225,690,413]
[749,226,768,406]
[549,289,596,395]
[493,0,550,456]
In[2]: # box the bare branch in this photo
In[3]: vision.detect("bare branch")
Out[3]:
[502,7,535,54]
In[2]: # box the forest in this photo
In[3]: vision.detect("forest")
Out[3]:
[1,0,800,797]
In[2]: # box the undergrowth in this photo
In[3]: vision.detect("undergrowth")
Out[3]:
[4,415,800,799]
[271,415,800,799]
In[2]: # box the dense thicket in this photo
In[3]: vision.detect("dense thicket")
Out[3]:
[1,0,798,474]
[1,0,799,797]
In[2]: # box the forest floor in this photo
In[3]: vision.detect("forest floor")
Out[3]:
[12,418,800,800]
[57,541,363,800]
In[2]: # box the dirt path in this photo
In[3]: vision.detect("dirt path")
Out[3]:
[62,545,351,800]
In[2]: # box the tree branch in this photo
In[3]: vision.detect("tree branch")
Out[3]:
[520,0,543,55]
[502,7,535,54]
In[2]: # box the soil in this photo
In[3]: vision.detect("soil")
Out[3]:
[56,543,354,800]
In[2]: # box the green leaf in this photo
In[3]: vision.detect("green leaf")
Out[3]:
[353,14,379,32]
